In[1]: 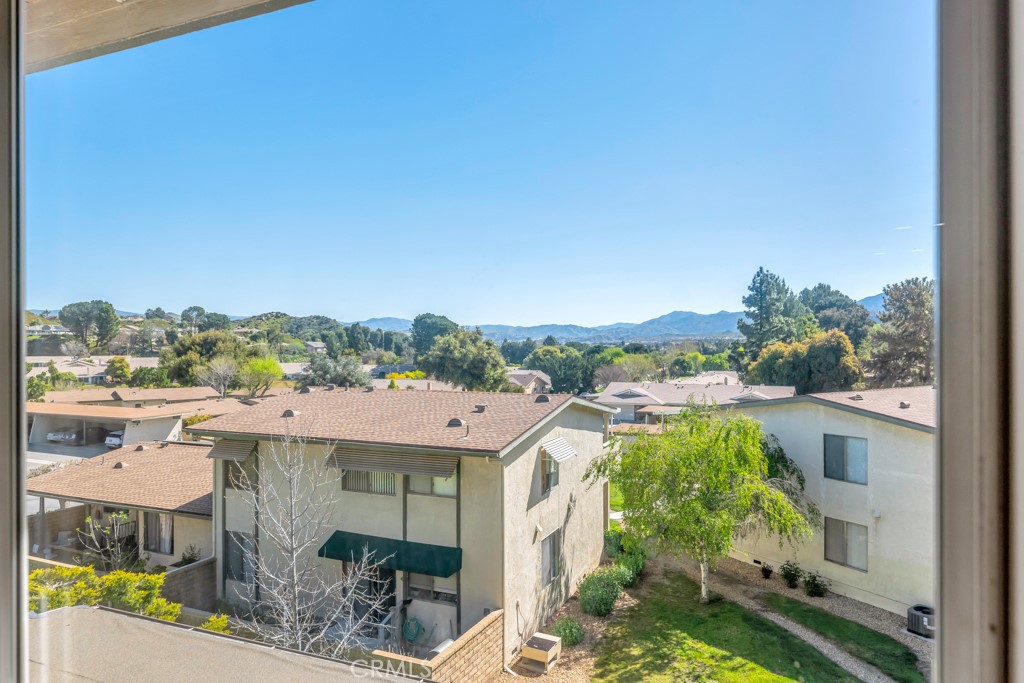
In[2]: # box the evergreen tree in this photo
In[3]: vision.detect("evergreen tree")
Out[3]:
[862,277,935,387]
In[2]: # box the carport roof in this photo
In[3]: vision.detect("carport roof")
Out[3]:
[26,403,187,420]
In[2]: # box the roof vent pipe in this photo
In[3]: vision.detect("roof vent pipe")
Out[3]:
[114,462,127,469]
[299,386,312,394]
[134,445,147,451]
[900,401,911,409]
[326,384,336,391]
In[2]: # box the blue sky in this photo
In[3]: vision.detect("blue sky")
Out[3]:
[26,1,936,327]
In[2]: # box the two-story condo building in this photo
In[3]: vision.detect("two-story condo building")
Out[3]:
[187,387,616,665]
[595,380,796,423]
[729,386,936,614]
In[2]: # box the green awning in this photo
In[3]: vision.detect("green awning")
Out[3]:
[317,531,462,578]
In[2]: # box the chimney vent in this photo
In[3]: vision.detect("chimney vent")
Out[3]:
[299,386,312,394]
[447,418,465,428]
[283,409,300,418]
[474,404,486,413]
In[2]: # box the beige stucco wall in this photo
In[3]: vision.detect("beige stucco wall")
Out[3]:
[458,456,503,633]
[141,513,213,568]
[499,404,606,663]
[123,416,182,445]
[729,402,935,614]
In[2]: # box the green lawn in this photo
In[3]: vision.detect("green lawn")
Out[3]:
[592,572,859,683]
[609,482,624,512]
[759,593,925,683]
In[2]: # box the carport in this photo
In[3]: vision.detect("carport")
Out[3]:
[25,403,186,449]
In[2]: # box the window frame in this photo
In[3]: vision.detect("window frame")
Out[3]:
[823,434,868,485]
[143,511,174,556]
[224,529,255,583]
[541,450,559,494]
[823,516,868,572]
[0,2,1017,681]
[406,572,458,605]
[341,470,396,496]
[407,473,457,498]
[541,528,561,586]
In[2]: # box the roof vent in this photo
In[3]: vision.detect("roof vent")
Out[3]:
[447,418,465,428]
[474,404,487,413]
[900,401,911,409]
[366,386,374,393]
[850,394,864,401]
[283,409,300,418]
[113,462,127,469]
[535,395,550,403]
[299,386,312,394]
[325,384,336,391]
[159,441,168,448]
[134,445,147,451]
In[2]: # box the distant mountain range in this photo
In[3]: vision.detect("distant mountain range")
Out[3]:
[30,295,884,342]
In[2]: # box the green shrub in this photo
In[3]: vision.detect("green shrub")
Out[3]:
[603,529,623,559]
[779,560,803,589]
[579,568,623,616]
[606,563,634,588]
[617,546,647,587]
[760,563,774,579]
[552,615,585,647]
[803,571,831,598]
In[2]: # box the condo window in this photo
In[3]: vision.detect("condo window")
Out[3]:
[224,530,255,583]
[541,451,559,494]
[143,512,173,555]
[824,435,868,485]
[541,529,561,586]
[342,470,396,496]
[824,517,869,571]
[407,572,458,604]
[408,474,457,498]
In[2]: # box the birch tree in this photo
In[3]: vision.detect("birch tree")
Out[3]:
[197,356,237,397]
[229,434,395,656]
[588,404,813,603]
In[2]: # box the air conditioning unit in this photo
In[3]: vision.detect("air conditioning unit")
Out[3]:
[907,604,936,639]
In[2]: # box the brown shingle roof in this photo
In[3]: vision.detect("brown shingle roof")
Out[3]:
[27,442,213,516]
[44,386,220,404]
[188,389,608,454]
[26,403,188,420]
[595,382,796,406]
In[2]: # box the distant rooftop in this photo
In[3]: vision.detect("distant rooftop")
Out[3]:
[44,386,220,404]
[595,381,796,407]
[26,402,188,420]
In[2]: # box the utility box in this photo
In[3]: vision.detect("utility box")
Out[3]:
[521,633,561,673]
[907,604,936,639]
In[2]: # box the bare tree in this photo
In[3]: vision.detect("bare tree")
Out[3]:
[77,511,147,572]
[60,339,88,359]
[593,363,628,388]
[197,356,237,397]
[229,433,395,656]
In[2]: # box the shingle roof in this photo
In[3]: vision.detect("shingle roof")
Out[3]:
[806,386,936,429]
[370,378,460,391]
[157,398,257,418]
[44,386,220,404]
[26,441,213,515]
[188,389,609,454]
[507,369,552,388]
[595,382,796,407]
[26,403,188,420]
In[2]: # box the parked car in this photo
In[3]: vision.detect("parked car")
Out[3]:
[46,426,79,444]
[105,430,124,449]
[46,425,111,446]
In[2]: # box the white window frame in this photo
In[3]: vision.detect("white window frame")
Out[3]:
[823,434,868,485]
[823,517,868,572]
[0,2,1018,681]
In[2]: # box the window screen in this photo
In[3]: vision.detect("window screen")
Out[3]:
[824,435,868,485]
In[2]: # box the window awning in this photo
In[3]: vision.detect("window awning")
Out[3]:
[327,447,458,479]
[540,436,577,462]
[207,439,257,461]
[318,531,462,578]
